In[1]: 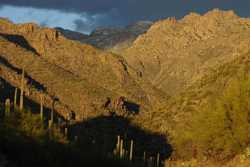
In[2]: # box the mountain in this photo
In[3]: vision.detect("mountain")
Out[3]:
[123,9,250,95]
[0,18,164,120]
[56,21,153,51]
[1,9,250,165]
[122,9,250,160]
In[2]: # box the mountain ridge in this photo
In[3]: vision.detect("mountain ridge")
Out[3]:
[55,21,153,51]
[123,9,250,96]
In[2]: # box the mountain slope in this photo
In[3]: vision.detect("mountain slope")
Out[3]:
[0,18,164,120]
[123,9,250,95]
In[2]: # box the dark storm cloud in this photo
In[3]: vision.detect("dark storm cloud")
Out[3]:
[0,0,249,33]
[0,0,125,14]
[0,0,250,20]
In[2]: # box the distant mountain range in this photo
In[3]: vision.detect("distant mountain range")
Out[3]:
[55,21,153,51]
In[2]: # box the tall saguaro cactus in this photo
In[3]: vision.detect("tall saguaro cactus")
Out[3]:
[143,151,146,162]
[14,88,17,110]
[19,68,25,111]
[129,140,134,161]
[116,135,120,154]
[50,109,54,127]
[120,139,124,159]
[156,153,160,167]
[40,94,44,121]
[64,127,68,138]
[5,98,11,116]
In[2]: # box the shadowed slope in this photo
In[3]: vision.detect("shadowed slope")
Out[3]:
[70,116,172,161]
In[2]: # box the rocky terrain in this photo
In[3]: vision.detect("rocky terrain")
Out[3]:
[0,18,164,120]
[56,21,153,51]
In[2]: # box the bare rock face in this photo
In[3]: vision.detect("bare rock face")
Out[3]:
[56,21,153,51]
[123,9,250,95]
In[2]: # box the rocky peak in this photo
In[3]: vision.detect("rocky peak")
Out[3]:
[17,23,37,34]
[204,8,239,19]
[0,19,63,43]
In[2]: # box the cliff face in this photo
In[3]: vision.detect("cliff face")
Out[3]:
[0,18,164,120]
[123,9,250,95]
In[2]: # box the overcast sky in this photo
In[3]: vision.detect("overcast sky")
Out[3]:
[0,0,249,34]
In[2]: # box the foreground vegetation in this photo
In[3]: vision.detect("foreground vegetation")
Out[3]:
[0,108,149,167]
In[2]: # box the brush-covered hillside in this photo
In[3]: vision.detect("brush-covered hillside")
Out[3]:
[148,53,250,160]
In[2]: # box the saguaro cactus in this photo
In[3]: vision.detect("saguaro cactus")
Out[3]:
[64,127,68,138]
[40,94,44,121]
[156,153,160,167]
[148,157,153,167]
[48,120,52,129]
[5,98,11,116]
[120,139,124,159]
[129,140,134,161]
[51,97,57,124]
[143,151,146,162]
[19,68,25,111]
[116,135,120,154]
[14,88,17,110]
[51,110,54,125]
